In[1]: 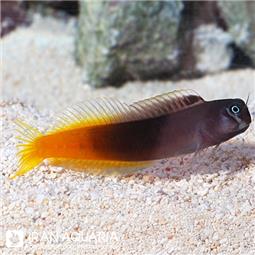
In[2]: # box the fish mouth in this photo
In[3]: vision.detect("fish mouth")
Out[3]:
[238,122,250,131]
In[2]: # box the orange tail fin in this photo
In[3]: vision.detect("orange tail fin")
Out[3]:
[10,119,44,179]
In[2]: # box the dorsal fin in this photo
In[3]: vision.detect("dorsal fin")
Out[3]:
[129,89,204,119]
[47,90,204,134]
[47,98,133,134]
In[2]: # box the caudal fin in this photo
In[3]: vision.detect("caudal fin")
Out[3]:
[10,119,44,179]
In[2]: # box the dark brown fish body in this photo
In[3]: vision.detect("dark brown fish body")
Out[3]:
[13,90,252,178]
[85,98,251,161]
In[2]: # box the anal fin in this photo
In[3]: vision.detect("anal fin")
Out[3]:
[48,158,152,175]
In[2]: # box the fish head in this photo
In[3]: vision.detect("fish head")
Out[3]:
[213,98,251,139]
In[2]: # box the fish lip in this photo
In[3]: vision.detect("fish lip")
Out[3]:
[238,122,250,131]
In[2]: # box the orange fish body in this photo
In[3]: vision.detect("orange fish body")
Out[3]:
[12,90,251,179]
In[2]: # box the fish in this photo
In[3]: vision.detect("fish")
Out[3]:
[11,90,251,179]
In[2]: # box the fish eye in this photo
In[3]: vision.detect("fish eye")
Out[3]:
[230,105,240,114]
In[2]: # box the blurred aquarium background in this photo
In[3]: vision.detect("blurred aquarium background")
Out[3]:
[2,1,255,111]
[1,0,255,94]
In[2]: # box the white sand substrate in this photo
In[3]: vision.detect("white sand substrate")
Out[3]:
[1,15,255,254]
